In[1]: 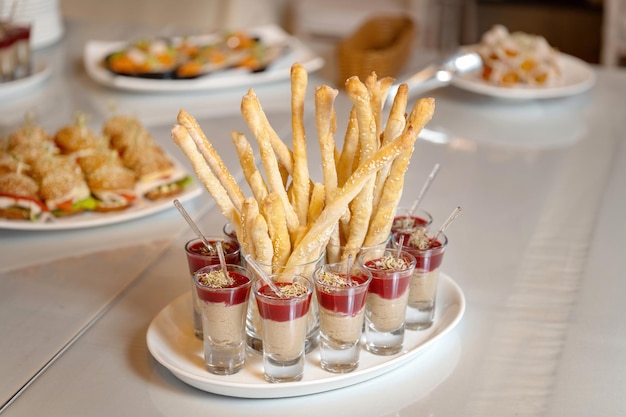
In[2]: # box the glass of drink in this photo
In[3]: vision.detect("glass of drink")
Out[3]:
[313,262,372,373]
[185,236,240,338]
[392,230,448,330]
[193,264,252,375]
[358,248,416,355]
[253,274,313,383]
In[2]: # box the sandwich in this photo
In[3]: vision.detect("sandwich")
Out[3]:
[54,115,101,155]
[38,160,96,217]
[0,171,50,221]
[79,150,137,212]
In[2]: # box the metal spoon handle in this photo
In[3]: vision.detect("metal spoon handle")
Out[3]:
[345,254,353,286]
[432,206,462,243]
[215,241,228,275]
[409,163,440,216]
[173,199,213,253]
[244,254,285,298]
[386,65,448,108]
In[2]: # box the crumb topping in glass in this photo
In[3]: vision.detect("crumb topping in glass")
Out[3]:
[197,270,233,288]
[393,216,415,230]
[408,228,432,250]
[318,271,358,287]
[278,281,309,297]
[371,254,409,270]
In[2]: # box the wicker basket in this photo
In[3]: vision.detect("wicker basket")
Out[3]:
[337,15,415,86]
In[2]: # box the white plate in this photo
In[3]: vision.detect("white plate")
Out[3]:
[83,24,325,93]
[0,164,201,231]
[0,63,52,100]
[452,52,595,99]
[146,273,465,398]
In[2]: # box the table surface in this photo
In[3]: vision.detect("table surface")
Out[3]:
[1,16,626,417]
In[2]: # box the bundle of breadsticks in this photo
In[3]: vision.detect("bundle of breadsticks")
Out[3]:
[171,63,435,273]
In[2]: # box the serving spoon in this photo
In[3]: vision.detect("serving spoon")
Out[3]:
[385,50,483,108]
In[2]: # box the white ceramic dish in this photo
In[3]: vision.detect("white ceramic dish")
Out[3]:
[453,52,595,99]
[83,24,324,93]
[146,273,465,398]
[0,63,52,100]
[0,158,201,231]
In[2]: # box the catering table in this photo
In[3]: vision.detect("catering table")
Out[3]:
[1,16,626,417]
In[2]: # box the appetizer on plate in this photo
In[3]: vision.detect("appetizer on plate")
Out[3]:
[473,25,561,87]
[0,114,193,222]
[0,170,49,221]
[104,31,285,80]
[37,156,96,216]
[102,114,192,201]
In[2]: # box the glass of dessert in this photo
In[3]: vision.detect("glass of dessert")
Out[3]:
[193,264,252,375]
[390,206,433,235]
[358,248,416,355]
[244,253,324,353]
[184,236,240,338]
[313,262,372,373]
[252,274,313,383]
[392,229,448,330]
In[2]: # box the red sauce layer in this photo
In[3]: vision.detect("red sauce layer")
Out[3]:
[186,240,240,272]
[395,233,445,272]
[316,274,369,316]
[365,260,412,300]
[195,272,250,305]
[255,282,311,322]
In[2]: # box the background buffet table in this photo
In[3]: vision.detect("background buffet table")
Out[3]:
[1,13,626,417]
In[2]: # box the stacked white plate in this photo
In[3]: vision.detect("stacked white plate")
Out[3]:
[0,0,64,49]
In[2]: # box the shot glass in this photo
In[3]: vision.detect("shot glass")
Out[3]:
[358,248,416,355]
[313,262,372,373]
[194,264,252,375]
[392,231,448,330]
[253,274,313,383]
[185,236,240,338]
[244,253,323,353]
[390,207,433,235]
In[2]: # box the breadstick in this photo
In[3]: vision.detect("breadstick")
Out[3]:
[365,73,395,142]
[171,124,238,225]
[364,98,435,246]
[290,63,310,226]
[261,193,291,267]
[382,83,409,147]
[337,107,359,187]
[287,130,413,267]
[346,77,377,162]
[316,87,342,263]
[177,109,244,213]
[315,85,339,203]
[251,213,274,270]
[241,197,259,261]
[241,89,294,175]
[307,182,325,225]
[241,90,300,235]
[231,131,268,203]
[344,76,378,256]
[372,83,408,209]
